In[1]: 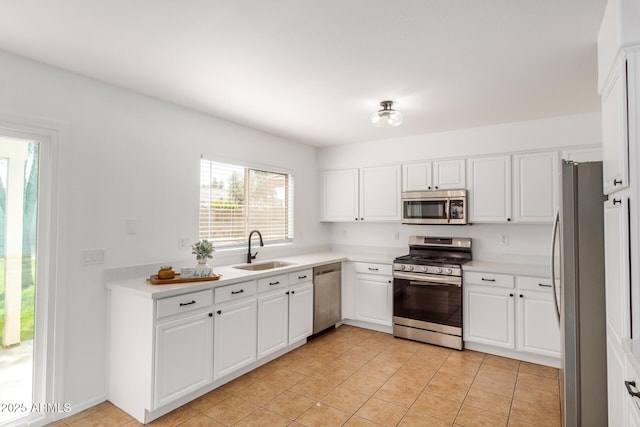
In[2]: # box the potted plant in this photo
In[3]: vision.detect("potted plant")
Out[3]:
[192,239,214,266]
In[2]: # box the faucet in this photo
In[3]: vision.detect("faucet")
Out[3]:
[247,230,264,263]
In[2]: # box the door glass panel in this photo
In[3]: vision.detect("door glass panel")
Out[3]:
[403,200,447,219]
[0,137,38,424]
[393,279,462,328]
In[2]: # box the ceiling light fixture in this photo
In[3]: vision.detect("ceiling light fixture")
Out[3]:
[371,100,403,127]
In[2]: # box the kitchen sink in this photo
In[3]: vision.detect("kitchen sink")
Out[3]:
[233,261,296,271]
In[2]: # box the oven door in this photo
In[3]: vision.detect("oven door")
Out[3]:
[402,197,450,224]
[393,272,462,330]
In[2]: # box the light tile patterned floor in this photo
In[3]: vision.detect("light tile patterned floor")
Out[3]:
[50,326,561,426]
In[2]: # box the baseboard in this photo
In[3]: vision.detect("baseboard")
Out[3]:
[341,319,393,334]
[464,342,561,368]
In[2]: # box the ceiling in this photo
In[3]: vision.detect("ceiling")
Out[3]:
[0,0,607,147]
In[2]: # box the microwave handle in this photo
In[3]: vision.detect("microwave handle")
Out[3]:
[445,199,451,223]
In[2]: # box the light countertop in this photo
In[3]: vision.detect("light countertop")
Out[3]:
[462,260,552,277]
[106,250,551,299]
[105,251,397,299]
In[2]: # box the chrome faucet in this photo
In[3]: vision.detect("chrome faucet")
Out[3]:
[247,230,264,263]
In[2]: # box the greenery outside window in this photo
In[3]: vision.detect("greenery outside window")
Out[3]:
[199,158,294,248]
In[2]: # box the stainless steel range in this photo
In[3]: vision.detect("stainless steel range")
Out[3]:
[393,236,472,350]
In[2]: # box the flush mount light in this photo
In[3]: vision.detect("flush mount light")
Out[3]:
[371,100,403,127]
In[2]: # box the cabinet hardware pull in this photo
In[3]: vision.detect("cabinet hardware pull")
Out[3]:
[368,267,379,271]
[625,381,640,398]
[355,218,358,221]
[231,289,244,295]
[298,275,307,279]
[269,281,280,286]
[388,280,391,283]
[286,291,290,295]
[507,218,511,221]
[519,294,524,298]
[216,310,222,315]
[613,199,622,205]
[435,186,439,189]
[291,290,295,294]
[360,217,364,221]
[509,293,514,297]
[208,313,213,317]
[614,179,623,186]
[481,278,495,282]
[179,300,196,306]
[538,283,552,288]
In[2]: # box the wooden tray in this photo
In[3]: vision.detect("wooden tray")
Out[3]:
[147,273,222,285]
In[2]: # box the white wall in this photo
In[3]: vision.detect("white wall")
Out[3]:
[318,112,601,260]
[0,50,329,411]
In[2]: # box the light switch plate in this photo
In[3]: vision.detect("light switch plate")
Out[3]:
[82,249,105,265]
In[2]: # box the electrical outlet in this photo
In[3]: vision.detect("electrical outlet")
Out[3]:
[342,230,348,239]
[499,234,509,245]
[82,249,105,265]
[394,231,400,241]
[126,218,137,235]
[178,237,190,249]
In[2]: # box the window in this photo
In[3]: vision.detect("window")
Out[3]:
[199,158,294,247]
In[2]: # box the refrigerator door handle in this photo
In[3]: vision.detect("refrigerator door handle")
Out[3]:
[550,208,561,325]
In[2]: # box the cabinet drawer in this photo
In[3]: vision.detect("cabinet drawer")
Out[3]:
[353,262,392,276]
[156,290,213,320]
[215,281,257,304]
[464,271,514,288]
[289,269,313,286]
[518,276,554,292]
[258,274,289,293]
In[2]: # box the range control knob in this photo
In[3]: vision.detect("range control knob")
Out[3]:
[419,266,427,273]
[406,265,414,271]
[444,268,453,275]
[435,267,443,274]
[396,264,404,271]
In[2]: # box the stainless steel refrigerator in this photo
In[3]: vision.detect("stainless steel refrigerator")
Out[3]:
[551,160,608,427]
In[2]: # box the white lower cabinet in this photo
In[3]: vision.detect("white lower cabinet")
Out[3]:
[516,290,561,357]
[288,282,314,343]
[464,271,560,362]
[213,297,257,380]
[354,263,393,326]
[464,286,515,348]
[154,308,213,408]
[627,352,640,427]
[257,279,314,359]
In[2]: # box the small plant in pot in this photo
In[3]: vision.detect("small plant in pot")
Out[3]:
[192,239,214,266]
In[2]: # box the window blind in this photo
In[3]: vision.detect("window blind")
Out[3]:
[199,159,293,247]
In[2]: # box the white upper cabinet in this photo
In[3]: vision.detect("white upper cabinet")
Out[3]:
[403,162,432,191]
[467,155,512,222]
[360,165,402,221]
[433,159,466,189]
[601,54,630,195]
[320,169,359,221]
[513,152,558,223]
[402,159,465,191]
[320,165,401,222]
[561,147,603,163]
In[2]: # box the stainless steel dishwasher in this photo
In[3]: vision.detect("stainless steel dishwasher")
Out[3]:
[313,262,342,334]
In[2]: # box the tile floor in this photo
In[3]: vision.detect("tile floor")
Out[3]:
[50,326,561,426]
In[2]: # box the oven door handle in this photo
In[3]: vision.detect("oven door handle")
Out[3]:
[394,271,461,287]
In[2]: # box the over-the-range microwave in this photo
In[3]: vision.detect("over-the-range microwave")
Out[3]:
[401,189,467,225]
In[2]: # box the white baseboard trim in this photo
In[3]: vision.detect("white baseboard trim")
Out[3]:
[464,341,561,368]
[341,319,393,334]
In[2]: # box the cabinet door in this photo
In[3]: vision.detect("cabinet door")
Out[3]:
[355,274,392,326]
[516,291,561,357]
[257,292,288,359]
[604,197,631,339]
[213,299,257,380]
[467,156,512,222]
[360,165,402,221]
[320,169,359,221]
[289,283,314,343]
[464,286,515,348]
[601,55,629,195]
[403,162,432,191]
[626,354,640,427]
[154,311,213,408]
[513,152,558,223]
[433,159,465,189]
[607,335,626,427]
